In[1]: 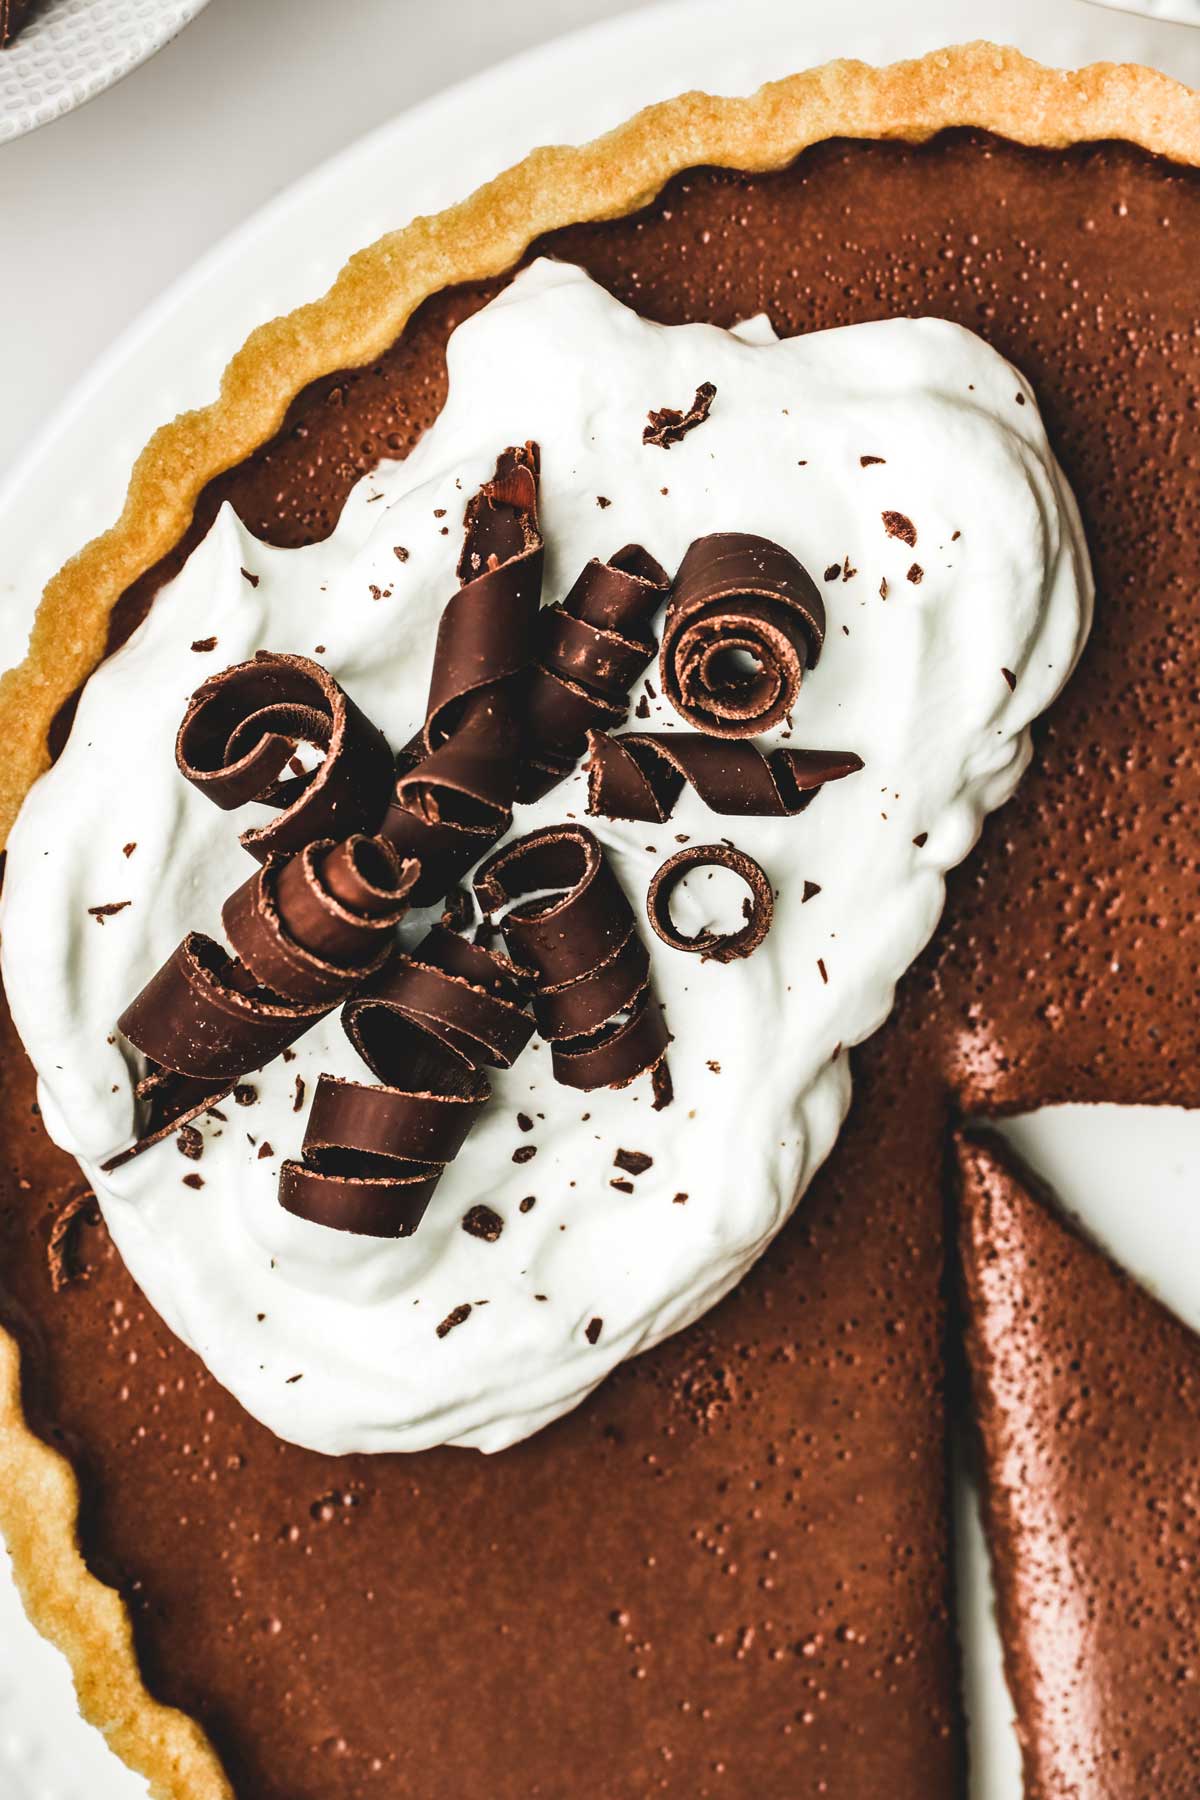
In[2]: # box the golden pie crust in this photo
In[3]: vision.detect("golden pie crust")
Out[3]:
[0,42,1198,1800]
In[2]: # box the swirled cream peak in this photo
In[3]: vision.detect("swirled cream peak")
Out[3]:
[0,261,1091,1454]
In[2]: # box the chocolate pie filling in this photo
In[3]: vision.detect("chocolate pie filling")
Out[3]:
[3,131,1199,1798]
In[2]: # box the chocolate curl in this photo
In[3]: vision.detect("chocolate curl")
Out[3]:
[118,932,329,1080]
[382,445,543,904]
[518,544,670,802]
[475,824,669,1092]
[176,652,395,862]
[646,844,774,964]
[106,838,414,1172]
[222,834,417,1004]
[279,931,531,1239]
[660,533,825,737]
[367,926,536,1071]
[586,732,863,823]
[103,933,330,1170]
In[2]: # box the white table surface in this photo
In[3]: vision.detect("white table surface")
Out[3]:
[1,3,1199,1798]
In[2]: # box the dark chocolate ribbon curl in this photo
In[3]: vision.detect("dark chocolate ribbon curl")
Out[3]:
[660,533,826,737]
[586,732,863,822]
[176,652,395,861]
[107,836,417,1171]
[474,824,669,1091]
[518,544,670,802]
[279,929,533,1238]
[117,932,330,1081]
[103,932,333,1171]
[382,445,543,903]
[222,834,418,1003]
[646,843,774,964]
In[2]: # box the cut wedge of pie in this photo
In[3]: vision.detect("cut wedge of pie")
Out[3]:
[0,43,1198,1800]
[958,1131,1200,1795]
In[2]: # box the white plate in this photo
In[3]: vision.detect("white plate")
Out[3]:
[0,0,211,145]
[1,2,1198,1796]
[1091,0,1200,19]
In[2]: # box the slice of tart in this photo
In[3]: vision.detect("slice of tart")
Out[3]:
[957,1131,1200,1795]
[0,43,1197,1800]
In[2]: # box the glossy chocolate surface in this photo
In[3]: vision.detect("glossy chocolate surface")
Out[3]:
[4,130,1200,1797]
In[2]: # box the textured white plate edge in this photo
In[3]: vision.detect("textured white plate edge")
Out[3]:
[1,2,1199,1795]
[0,0,213,146]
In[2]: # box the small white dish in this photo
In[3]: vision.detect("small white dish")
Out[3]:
[0,0,212,145]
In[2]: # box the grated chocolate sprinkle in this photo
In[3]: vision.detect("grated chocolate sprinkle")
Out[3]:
[462,1205,504,1242]
[176,1125,204,1161]
[437,1303,472,1339]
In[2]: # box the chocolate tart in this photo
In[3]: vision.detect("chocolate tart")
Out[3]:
[958,1133,1200,1795]
[0,43,1199,1800]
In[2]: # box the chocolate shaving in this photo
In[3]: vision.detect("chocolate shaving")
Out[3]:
[614,1148,653,1176]
[118,933,329,1082]
[518,544,670,802]
[659,533,825,737]
[651,1060,674,1111]
[47,1189,99,1293]
[462,1205,504,1242]
[882,511,917,547]
[88,901,130,923]
[370,926,535,1072]
[586,731,862,823]
[176,1125,204,1160]
[104,933,331,1171]
[475,824,669,1092]
[646,843,774,964]
[279,928,533,1239]
[101,1072,234,1175]
[382,445,542,904]
[644,381,716,449]
[109,835,411,1173]
[436,1303,472,1339]
[440,886,475,934]
[222,834,416,1005]
[177,652,395,863]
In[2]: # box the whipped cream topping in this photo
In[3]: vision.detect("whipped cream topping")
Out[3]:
[0,262,1091,1454]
